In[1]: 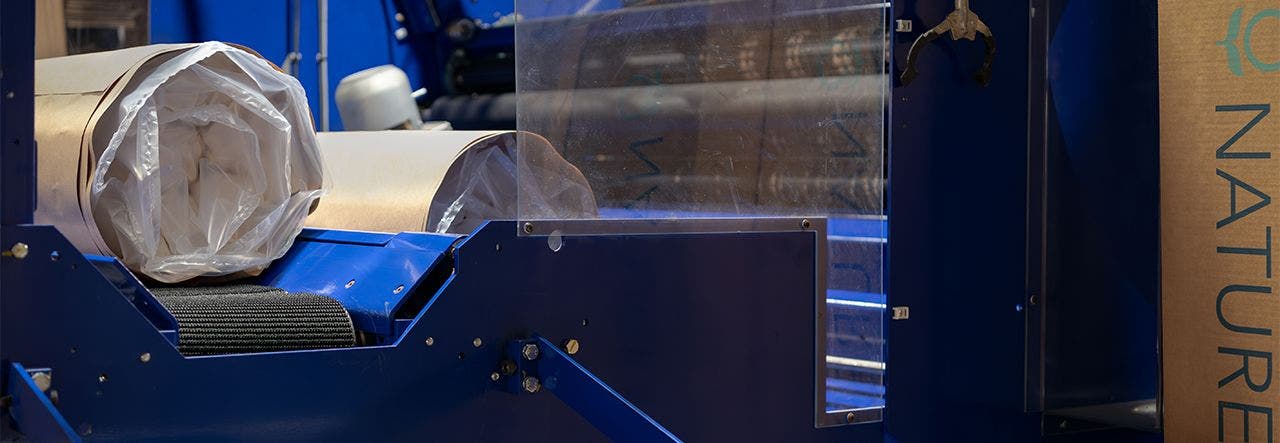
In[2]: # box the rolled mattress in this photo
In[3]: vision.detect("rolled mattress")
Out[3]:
[34,42,325,283]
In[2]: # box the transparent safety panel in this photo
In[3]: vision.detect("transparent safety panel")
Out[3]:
[515,0,888,425]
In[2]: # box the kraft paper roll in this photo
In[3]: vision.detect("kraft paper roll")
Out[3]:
[34,42,325,283]
[306,130,596,234]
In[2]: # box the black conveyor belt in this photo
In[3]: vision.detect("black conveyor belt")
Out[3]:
[152,285,357,356]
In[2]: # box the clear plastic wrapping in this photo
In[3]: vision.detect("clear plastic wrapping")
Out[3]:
[87,42,325,282]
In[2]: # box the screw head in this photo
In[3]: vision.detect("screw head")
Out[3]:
[522,376,542,393]
[472,337,483,348]
[522,222,534,234]
[845,411,856,422]
[563,339,580,355]
[490,372,500,382]
[500,360,517,376]
[345,279,356,289]
[393,284,405,294]
[138,352,152,363]
[98,374,108,383]
[425,337,435,346]
[31,372,51,392]
[801,219,811,229]
[8,242,29,259]
[521,343,540,361]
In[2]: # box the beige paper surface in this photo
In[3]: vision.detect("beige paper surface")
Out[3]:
[34,44,198,257]
[307,130,502,233]
[307,130,596,234]
[1159,1,1279,442]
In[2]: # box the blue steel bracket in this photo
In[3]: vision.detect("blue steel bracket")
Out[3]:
[502,336,682,443]
[4,363,80,442]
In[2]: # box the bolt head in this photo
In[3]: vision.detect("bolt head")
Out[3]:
[521,343,540,361]
[473,337,483,348]
[424,337,435,346]
[490,372,500,382]
[563,339,580,355]
[9,242,28,259]
[845,411,856,422]
[522,222,534,234]
[522,376,541,394]
[139,352,152,363]
[31,372,51,392]
[500,360,517,376]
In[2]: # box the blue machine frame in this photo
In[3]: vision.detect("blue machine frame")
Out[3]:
[2,0,1166,441]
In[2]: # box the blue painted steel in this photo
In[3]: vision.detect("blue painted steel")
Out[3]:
[1042,0,1160,413]
[7,364,80,442]
[257,229,460,341]
[0,222,881,441]
[887,0,1040,440]
[887,0,1162,441]
[89,256,180,343]
[524,336,682,443]
[0,0,36,225]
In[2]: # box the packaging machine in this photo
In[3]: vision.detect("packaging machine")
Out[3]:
[2,0,1166,442]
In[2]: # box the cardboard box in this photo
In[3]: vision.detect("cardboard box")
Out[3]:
[1160,1,1280,442]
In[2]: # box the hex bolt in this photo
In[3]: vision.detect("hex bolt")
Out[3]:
[563,339,580,355]
[522,376,542,394]
[521,343,540,361]
[138,352,152,363]
[31,372,51,392]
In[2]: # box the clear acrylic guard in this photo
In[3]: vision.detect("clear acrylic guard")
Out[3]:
[515,0,888,426]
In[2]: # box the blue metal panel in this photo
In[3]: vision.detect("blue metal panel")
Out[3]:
[0,0,36,225]
[1,222,881,441]
[887,0,1162,441]
[1042,0,1160,413]
[256,229,460,340]
[887,0,1043,440]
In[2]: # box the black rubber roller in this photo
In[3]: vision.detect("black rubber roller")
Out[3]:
[152,285,357,356]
